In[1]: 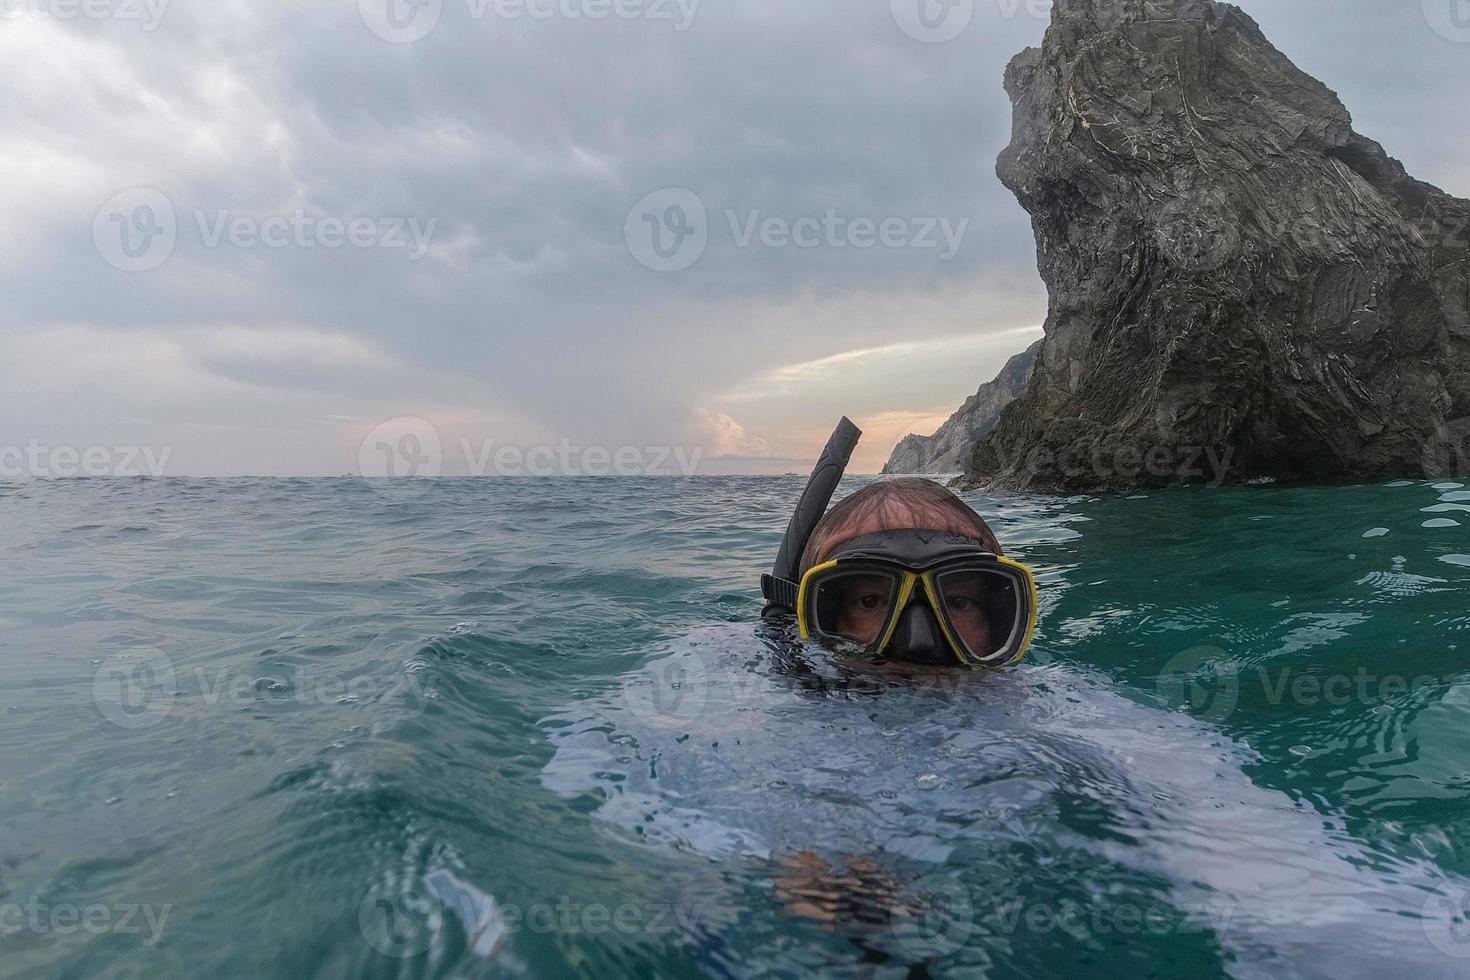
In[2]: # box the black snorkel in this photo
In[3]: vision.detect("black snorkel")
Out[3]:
[761,417,862,618]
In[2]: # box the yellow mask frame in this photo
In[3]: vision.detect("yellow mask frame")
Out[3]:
[795,550,1038,669]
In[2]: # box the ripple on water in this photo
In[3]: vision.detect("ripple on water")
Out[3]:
[1356,570,1452,598]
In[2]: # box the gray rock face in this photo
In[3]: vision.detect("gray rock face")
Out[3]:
[966,0,1470,491]
[883,341,1040,474]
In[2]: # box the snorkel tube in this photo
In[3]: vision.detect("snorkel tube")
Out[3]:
[761,417,862,617]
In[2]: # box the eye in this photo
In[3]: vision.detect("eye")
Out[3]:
[856,593,888,611]
[947,595,979,612]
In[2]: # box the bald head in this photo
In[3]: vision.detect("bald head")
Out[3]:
[799,478,1002,574]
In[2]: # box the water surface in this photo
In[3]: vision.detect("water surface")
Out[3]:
[2,477,1469,978]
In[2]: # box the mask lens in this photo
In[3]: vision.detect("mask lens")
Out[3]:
[809,569,902,648]
[933,567,1022,661]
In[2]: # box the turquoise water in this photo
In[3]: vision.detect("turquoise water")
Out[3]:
[2,477,1470,979]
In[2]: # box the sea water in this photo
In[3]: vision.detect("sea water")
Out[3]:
[1,477,1469,978]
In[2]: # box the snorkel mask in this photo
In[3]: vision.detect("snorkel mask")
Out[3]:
[761,418,1037,669]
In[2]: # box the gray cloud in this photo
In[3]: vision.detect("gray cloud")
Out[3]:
[2,0,1466,473]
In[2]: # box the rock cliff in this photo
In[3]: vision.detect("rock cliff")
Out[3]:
[883,341,1040,474]
[965,0,1470,491]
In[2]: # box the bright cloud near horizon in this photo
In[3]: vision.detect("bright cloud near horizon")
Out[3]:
[2,0,1467,476]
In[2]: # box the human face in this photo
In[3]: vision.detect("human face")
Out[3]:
[797,529,1037,668]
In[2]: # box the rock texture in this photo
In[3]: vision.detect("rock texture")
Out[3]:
[883,341,1041,474]
[965,0,1470,491]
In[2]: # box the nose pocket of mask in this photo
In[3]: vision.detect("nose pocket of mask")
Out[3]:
[887,602,953,665]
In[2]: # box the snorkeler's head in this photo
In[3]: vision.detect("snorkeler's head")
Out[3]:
[761,421,1036,669]
[795,479,1023,668]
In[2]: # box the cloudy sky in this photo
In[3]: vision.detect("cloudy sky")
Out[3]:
[3,0,1468,476]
